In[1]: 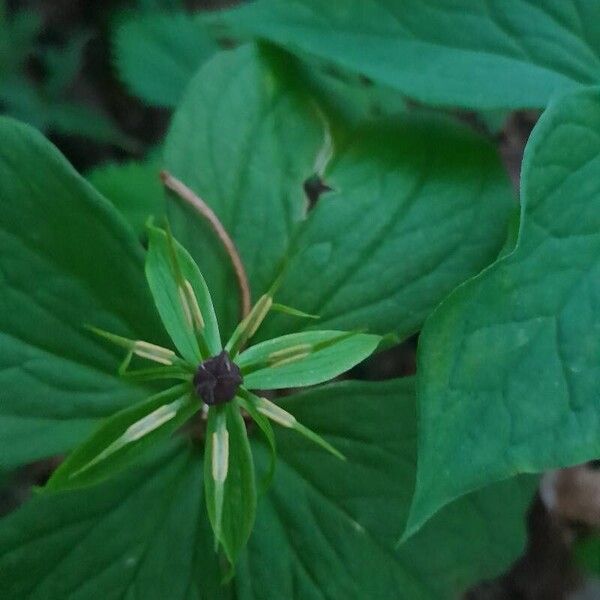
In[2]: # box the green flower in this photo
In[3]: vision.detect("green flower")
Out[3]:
[44,224,380,566]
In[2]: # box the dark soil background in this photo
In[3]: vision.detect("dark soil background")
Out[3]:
[1,1,599,598]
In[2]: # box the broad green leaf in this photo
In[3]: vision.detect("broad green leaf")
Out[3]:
[164,44,326,337]
[294,52,408,129]
[114,12,217,108]
[0,442,227,599]
[238,379,537,599]
[205,403,256,565]
[146,226,221,360]
[217,0,600,109]
[165,43,513,344]
[0,117,167,470]
[261,114,514,341]
[406,87,600,537]
[88,159,165,238]
[237,330,381,390]
[46,384,199,491]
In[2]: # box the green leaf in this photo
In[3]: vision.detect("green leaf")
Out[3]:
[114,12,218,108]
[164,44,327,337]
[88,159,166,237]
[205,403,257,565]
[235,394,276,493]
[0,117,167,470]
[237,330,381,390]
[225,293,274,358]
[295,52,408,128]
[237,379,537,599]
[146,226,221,360]
[0,442,227,599]
[406,87,600,537]
[261,114,514,341]
[46,384,199,491]
[166,44,512,344]
[216,0,600,109]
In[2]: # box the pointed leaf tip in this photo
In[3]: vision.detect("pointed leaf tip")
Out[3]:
[145,226,221,361]
[237,330,381,390]
[242,392,345,461]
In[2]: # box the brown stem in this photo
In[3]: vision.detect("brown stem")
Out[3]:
[160,171,251,319]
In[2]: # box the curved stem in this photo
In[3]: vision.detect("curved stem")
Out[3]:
[160,171,251,319]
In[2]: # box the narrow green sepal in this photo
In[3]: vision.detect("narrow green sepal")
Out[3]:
[293,420,346,461]
[45,384,198,492]
[271,303,319,320]
[225,293,273,357]
[204,403,257,566]
[242,391,345,461]
[87,325,180,367]
[145,225,221,362]
[236,392,276,493]
[236,330,381,390]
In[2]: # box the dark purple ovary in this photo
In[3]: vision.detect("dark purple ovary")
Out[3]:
[193,350,243,406]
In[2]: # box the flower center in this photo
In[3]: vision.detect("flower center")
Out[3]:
[193,350,243,406]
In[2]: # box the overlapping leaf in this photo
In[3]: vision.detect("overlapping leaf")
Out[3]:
[238,379,537,599]
[205,404,257,566]
[216,0,600,109]
[146,226,221,359]
[114,12,217,108]
[0,379,535,599]
[261,115,514,340]
[46,385,198,491]
[88,159,165,238]
[0,118,166,470]
[165,44,515,344]
[164,44,326,337]
[0,443,227,599]
[406,87,600,537]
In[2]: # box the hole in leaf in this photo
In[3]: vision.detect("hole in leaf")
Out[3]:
[303,174,332,210]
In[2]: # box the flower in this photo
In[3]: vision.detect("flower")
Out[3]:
[45,223,380,565]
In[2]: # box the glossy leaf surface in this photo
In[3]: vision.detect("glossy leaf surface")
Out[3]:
[0,443,226,599]
[164,44,326,337]
[205,404,257,565]
[262,116,514,341]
